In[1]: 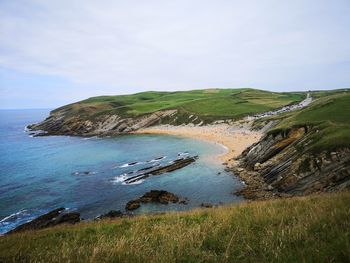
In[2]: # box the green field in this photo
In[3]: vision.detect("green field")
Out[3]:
[266,91,350,152]
[1,192,349,262]
[55,88,305,121]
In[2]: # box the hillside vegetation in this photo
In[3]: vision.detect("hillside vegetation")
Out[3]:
[0,192,349,262]
[267,91,350,153]
[236,90,350,198]
[56,88,305,121]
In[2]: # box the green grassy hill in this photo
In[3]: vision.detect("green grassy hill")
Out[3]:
[55,88,305,121]
[1,192,349,262]
[266,91,350,153]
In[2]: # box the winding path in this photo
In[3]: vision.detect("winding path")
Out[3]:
[247,93,312,120]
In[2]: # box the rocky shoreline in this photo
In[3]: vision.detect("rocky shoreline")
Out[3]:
[7,208,80,234]
[230,127,350,200]
[7,190,188,234]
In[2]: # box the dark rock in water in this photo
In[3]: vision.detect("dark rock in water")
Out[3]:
[54,211,80,224]
[124,156,198,184]
[97,210,124,220]
[125,201,141,211]
[125,190,183,211]
[7,208,80,234]
[137,165,156,173]
[201,203,213,208]
[128,162,138,166]
[142,190,179,203]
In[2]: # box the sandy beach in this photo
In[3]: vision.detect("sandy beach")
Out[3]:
[134,124,262,166]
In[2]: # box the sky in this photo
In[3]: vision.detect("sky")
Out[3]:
[0,0,349,109]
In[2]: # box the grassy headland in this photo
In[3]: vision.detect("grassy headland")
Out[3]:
[1,192,349,262]
[55,88,305,122]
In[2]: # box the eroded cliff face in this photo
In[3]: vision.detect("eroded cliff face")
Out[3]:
[28,109,178,136]
[236,126,350,198]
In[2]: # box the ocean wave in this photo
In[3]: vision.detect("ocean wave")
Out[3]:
[119,161,143,168]
[110,174,128,184]
[111,172,148,185]
[178,151,189,156]
[148,156,167,163]
[122,179,144,185]
[0,209,41,235]
[0,207,76,235]
[0,209,31,224]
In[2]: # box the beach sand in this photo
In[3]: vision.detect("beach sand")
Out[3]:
[133,124,262,166]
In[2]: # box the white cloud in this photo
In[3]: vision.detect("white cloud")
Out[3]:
[1,0,350,96]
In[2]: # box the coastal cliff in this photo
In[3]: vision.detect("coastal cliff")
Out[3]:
[234,92,350,199]
[235,127,350,199]
[28,108,178,136]
[28,89,350,199]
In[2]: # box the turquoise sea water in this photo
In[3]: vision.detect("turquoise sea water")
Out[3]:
[0,109,243,234]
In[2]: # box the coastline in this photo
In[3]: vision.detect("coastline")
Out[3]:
[133,124,262,166]
[134,124,277,200]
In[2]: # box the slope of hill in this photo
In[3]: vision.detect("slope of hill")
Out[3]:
[236,91,350,199]
[1,192,349,262]
[28,88,305,136]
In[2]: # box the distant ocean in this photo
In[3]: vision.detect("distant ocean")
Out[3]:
[0,109,243,234]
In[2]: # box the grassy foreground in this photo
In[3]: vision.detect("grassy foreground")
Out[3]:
[1,192,350,262]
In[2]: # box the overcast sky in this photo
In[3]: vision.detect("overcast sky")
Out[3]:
[1,0,349,109]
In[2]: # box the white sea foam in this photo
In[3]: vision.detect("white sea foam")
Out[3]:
[149,156,167,162]
[178,152,189,156]
[82,136,98,140]
[119,161,143,168]
[110,174,128,184]
[0,209,30,224]
[122,179,145,185]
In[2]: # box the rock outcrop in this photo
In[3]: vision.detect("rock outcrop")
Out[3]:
[28,109,178,136]
[96,210,125,220]
[235,126,350,199]
[125,190,184,211]
[123,156,198,184]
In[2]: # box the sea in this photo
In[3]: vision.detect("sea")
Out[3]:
[0,109,243,234]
